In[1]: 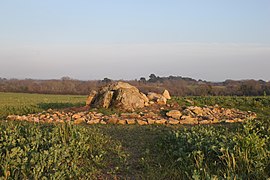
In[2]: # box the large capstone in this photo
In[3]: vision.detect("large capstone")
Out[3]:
[86,82,149,111]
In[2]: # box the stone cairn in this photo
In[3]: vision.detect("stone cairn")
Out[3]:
[6,82,256,125]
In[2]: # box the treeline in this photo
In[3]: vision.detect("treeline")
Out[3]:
[0,75,270,96]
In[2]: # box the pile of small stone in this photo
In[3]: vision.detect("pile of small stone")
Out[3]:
[6,105,256,125]
[165,105,257,125]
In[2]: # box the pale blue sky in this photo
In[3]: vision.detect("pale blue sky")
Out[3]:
[0,0,270,81]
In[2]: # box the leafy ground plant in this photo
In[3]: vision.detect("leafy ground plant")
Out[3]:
[159,120,270,179]
[0,121,127,179]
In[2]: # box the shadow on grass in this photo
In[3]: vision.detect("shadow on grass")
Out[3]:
[37,102,85,110]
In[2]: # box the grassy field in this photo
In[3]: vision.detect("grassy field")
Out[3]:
[0,92,269,179]
[0,92,86,119]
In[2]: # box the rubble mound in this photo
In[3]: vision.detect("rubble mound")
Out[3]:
[166,105,257,124]
[6,105,256,125]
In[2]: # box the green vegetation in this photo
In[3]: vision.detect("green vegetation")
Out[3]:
[0,121,127,179]
[0,93,269,179]
[159,121,270,179]
[0,92,85,119]
[1,75,270,96]
[157,96,270,179]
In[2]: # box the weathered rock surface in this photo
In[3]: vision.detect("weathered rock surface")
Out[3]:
[86,90,97,106]
[168,119,180,125]
[155,119,167,124]
[86,82,172,110]
[147,92,163,101]
[74,118,86,125]
[163,90,171,100]
[147,90,171,105]
[126,119,136,124]
[166,110,182,119]
[157,96,167,105]
[88,82,149,111]
[180,117,198,125]
[137,120,148,125]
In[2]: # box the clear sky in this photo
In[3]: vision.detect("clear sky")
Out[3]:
[0,0,270,81]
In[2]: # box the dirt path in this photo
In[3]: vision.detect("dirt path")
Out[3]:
[98,125,173,179]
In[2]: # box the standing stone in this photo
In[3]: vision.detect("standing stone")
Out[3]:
[112,88,146,110]
[86,90,97,106]
[163,90,171,99]
[102,91,114,108]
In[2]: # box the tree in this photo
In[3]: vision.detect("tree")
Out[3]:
[61,76,72,81]
[102,78,112,84]
[139,77,146,83]
[149,74,158,83]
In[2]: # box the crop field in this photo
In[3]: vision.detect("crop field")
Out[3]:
[0,92,270,179]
